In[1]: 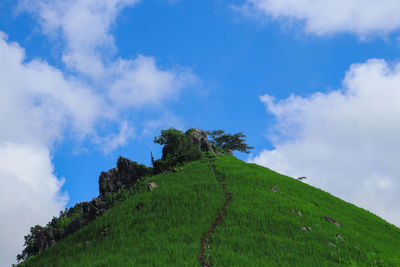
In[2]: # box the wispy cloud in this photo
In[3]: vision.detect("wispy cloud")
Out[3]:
[18,0,197,108]
[237,0,400,37]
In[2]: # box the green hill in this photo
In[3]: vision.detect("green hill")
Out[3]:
[18,155,400,266]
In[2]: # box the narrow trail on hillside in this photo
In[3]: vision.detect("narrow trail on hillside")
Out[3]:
[198,164,232,267]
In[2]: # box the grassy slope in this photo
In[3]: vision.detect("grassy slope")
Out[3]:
[211,156,400,266]
[21,155,400,266]
[20,160,225,266]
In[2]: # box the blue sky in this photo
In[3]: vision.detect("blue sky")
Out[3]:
[2,0,400,265]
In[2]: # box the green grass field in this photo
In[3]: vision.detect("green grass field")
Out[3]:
[19,155,400,266]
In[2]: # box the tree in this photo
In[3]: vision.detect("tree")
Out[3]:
[207,129,254,154]
[153,128,202,173]
[154,128,185,160]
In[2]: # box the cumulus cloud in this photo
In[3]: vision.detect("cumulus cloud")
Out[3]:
[19,0,196,108]
[239,0,400,37]
[19,0,139,78]
[0,32,107,265]
[0,33,107,144]
[0,143,68,266]
[250,59,400,227]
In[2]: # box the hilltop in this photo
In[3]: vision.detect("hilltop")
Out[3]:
[16,129,400,266]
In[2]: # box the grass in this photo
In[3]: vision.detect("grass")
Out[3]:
[19,160,225,266]
[19,155,400,266]
[211,156,400,266]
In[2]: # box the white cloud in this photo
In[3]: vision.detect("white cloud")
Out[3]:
[94,120,134,154]
[19,0,139,78]
[142,112,185,138]
[240,0,400,37]
[109,56,196,108]
[19,0,197,108]
[251,59,400,227]
[0,33,106,146]
[0,143,68,266]
[0,0,199,264]
[0,31,108,266]
[1,1,198,264]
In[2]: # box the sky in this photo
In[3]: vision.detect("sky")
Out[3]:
[1,0,400,265]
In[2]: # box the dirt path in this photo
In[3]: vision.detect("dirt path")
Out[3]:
[198,166,232,267]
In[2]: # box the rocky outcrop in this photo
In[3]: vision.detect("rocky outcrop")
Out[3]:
[17,225,56,262]
[99,156,152,196]
[18,156,152,262]
[18,130,216,262]
[63,218,84,236]
[189,128,215,153]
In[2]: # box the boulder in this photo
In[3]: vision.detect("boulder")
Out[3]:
[148,182,158,191]
[290,209,303,216]
[189,129,215,153]
[271,185,280,193]
[324,216,341,227]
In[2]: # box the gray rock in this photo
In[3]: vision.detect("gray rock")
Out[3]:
[82,197,107,221]
[189,129,215,153]
[297,210,303,216]
[148,182,158,191]
[36,226,56,252]
[290,210,303,217]
[64,218,84,236]
[290,209,303,216]
[271,185,280,193]
[99,156,151,196]
[324,216,341,227]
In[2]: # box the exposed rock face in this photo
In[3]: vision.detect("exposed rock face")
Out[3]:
[33,226,56,252]
[99,156,152,196]
[70,197,108,223]
[17,225,56,261]
[189,128,215,153]
[64,218,84,236]
[18,156,152,262]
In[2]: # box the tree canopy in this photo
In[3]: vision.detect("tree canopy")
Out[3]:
[207,130,254,154]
